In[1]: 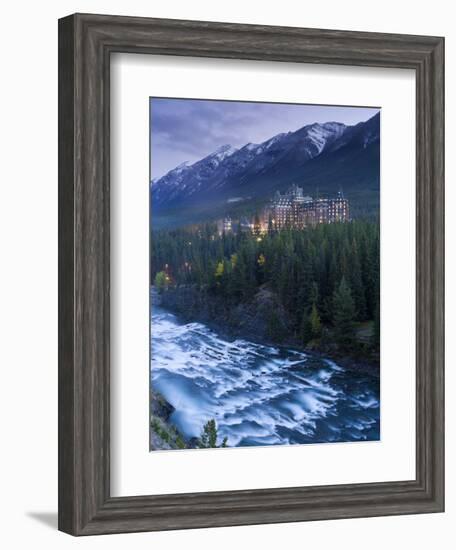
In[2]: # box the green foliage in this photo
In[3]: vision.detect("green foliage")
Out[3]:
[151,416,187,450]
[175,435,186,449]
[300,312,313,345]
[154,270,168,293]
[266,309,286,342]
[151,417,171,443]
[199,419,228,448]
[151,220,380,354]
[332,278,357,352]
[214,261,224,279]
[300,302,321,344]
[310,303,322,339]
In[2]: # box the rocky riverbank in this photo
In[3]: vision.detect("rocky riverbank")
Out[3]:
[157,284,288,344]
[150,389,188,450]
[154,284,379,376]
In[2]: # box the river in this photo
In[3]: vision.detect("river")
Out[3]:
[151,304,380,448]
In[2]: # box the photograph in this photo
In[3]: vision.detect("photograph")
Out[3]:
[149,98,381,451]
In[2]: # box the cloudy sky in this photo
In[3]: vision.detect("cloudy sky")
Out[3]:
[150,98,379,179]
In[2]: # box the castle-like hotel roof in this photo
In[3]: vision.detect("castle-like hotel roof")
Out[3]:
[218,185,349,235]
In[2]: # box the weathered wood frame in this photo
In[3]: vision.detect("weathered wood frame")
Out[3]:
[58,13,444,535]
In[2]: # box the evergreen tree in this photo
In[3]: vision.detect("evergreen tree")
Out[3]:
[256,253,266,285]
[150,219,380,360]
[310,302,322,339]
[267,309,286,342]
[309,282,319,307]
[214,261,224,279]
[300,310,313,345]
[349,239,367,320]
[199,419,227,448]
[231,251,248,299]
[332,277,357,352]
[300,302,321,344]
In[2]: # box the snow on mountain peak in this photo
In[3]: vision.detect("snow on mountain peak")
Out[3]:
[174,160,191,171]
[322,121,345,131]
[304,122,346,154]
[307,127,327,153]
[212,144,237,160]
[263,133,287,149]
[151,114,379,210]
[244,142,259,151]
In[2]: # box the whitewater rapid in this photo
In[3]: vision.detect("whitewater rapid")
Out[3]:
[150,305,380,448]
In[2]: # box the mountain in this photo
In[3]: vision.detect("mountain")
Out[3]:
[151,113,380,228]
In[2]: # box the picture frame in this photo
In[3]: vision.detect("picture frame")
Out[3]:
[58,13,444,535]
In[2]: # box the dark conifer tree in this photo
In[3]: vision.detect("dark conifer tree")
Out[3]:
[150,219,380,357]
[349,238,367,321]
[332,277,357,352]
